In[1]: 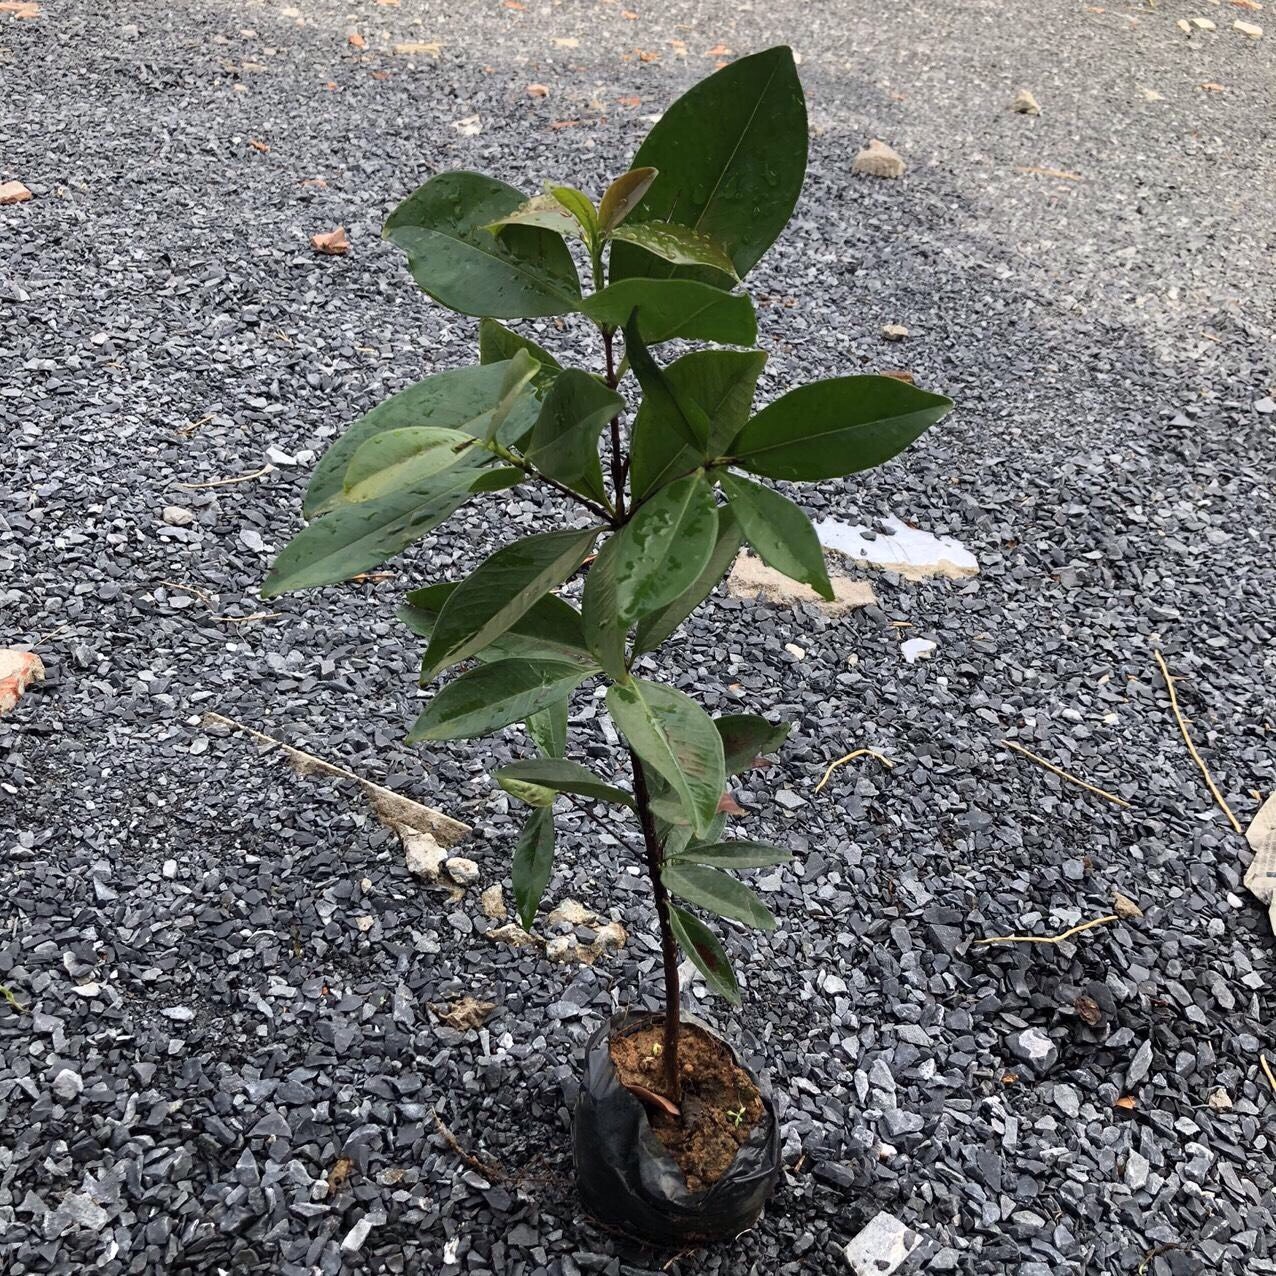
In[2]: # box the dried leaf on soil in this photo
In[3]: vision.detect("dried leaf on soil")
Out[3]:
[431,996,499,1030]
[311,226,349,255]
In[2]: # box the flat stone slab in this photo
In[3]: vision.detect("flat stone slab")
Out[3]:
[844,1211,926,1274]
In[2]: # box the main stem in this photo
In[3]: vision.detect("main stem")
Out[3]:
[629,748,681,1099]
[602,327,626,521]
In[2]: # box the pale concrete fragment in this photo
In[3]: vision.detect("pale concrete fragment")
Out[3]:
[1011,87,1041,114]
[727,553,878,614]
[0,650,44,715]
[1244,794,1276,935]
[480,884,507,919]
[852,139,905,178]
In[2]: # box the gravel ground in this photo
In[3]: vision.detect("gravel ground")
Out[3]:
[3,1,1275,1273]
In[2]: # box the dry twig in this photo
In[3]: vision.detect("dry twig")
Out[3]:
[430,1109,506,1181]
[815,748,895,793]
[999,738,1131,808]
[173,464,274,490]
[974,913,1122,946]
[159,581,281,625]
[1261,1053,1276,1099]
[1154,649,1242,833]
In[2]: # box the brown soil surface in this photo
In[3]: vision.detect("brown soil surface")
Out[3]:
[610,1021,764,1192]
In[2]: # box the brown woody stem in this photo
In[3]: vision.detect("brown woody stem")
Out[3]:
[602,327,626,521]
[630,748,680,1099]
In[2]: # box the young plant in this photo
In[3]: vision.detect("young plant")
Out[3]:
[264,47,952,1097]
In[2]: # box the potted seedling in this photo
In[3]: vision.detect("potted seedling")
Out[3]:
[264,47,952,1244]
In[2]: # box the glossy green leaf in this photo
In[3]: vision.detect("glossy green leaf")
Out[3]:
[422,527,600,676]
[610,222,738,281]
[398,581,594,667]
[263,470,474,597]
[633,506,744,652]
[715,713,791,776]
[525,370,624,505]
[384,171,581,318]
[581,279,756,346]
[606,678,724,836]
[666,840,791,869]
[613,474,718,622]
[609,47,807,283]
[720,471,833,601]
[526,698,568,759]
[661,862,775,931]
[342,427,476,503]
[407,659,590,742]
[580,533,629,681]
[624,315,710,455]
[469,466,525,493]
[599,166,658,233]
[668,905,740,1005]
[630,349,766,500]
[481,349,539,444]
[478,319,562,395]
[304,360,537,518]
[663,908,745,1005]
[730,376,954,481]
[485,191,581,238]
[548,185,600,241]
[511,807,555,929]
[494,758,635,809]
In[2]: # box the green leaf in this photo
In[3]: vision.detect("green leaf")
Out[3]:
[526,699,568,759]
[666,840,791,869]
[384,171,581,318]
[715,713,791,776]
[599,167,658,233]
[525,370,624,505]
[609,47,807,284]
[422,527,600,676]
[610,222,738,281]
[630,349,766,500]
[633,506,744,652]
[548,185,601,242]
[398,582,594,667]
[342,427,476,503]
[511,807,555,929]
[263,471,474,598]
[481,349,540,444]
[580,534,629,681]
[668,905,740,1004]
[469,467,524,493]
[478,319,562,395]
[304,360,537,518]
[661,862,775,931]
[720,471,833,601]
[613,474,718,623]
[494,758,635,809]
[624,315,711,454]
[730,376,954,482]
[606,678,724,836]
[581,279,756,346]
[485,191,581,238]
[407,659,591,742]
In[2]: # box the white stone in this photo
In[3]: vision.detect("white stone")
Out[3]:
[784,642,806,659]
[479,884,507,919]
[444,856,480,886]
[403,828,447,881]
[162,505,195,527]
[161,859,178,879]
[1125,1149,1150,1191]
[1234,19,1263,37]
[815,516,979,581]
[545,935,579,963]
[880,323,910,341]
[1188,16,1217,30]
[900,638,938,664]
[51,1069,83,1101]
[844,1211,925,1275]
